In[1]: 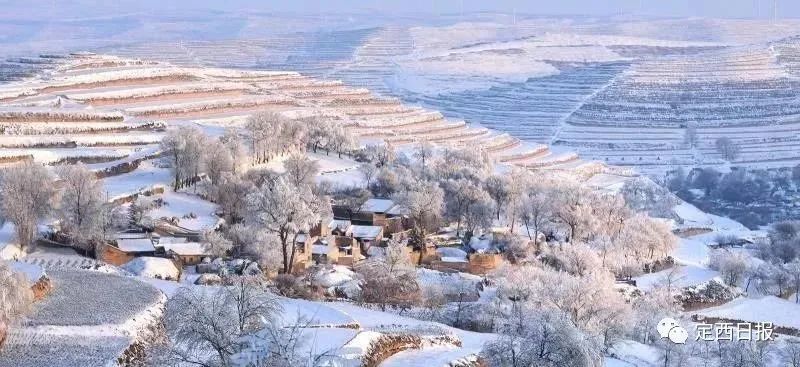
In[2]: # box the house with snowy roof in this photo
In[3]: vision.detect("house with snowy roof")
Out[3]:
[331,198,410,236]
[311,235,362,267]
[97,233,159,266]
[157,240,211,266]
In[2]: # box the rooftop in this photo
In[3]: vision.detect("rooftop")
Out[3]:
[115,237,156,253]
[349,225,383,240]
[362,198,394,213]
[161,242,208,256]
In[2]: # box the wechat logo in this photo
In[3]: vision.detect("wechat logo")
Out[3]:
[657,317,688,344]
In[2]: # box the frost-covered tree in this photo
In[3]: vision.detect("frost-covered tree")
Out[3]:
[617,213,677,265]
[620,176,679,219]
[630,287,682,344]
[495,265,630,346]
[545,243,602,277]
[481,308,602,367]
[282,152,319,188]
[519,190,551,244]
[718,339,774,367]
[763,220,800,264]
[370,166,405,197]
[306,118,334,154]
[357,163,378,189]
[214,174,255,224]
[161,126,207,190]
[782,339,800,367]
[203,231,233,258]
[227,224,282,271]
[363,144,395,167]
[551,182,592,243]
[158,278,281,367]
[462,193,494,241]
[246,111,292,163]
[431,147,490,182]
[0,162,57,250]
[0,261,33,347]
[219,127,248,173]
[590,194,630,240]
[57,163,105,250]
[412,140,434,174]
[328,123,356,158]
[355,239,420,311]
[205,139,235,185]
[443,178,493,237]
[784,259,800,303]
[715,137,741,161]
[484,175,510,220]
[392,180,444,251]
[709,249,750,287]
[246,177,330,273]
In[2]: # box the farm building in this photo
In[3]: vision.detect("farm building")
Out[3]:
[311,236,362,267]
[332,198,409,236]
[97,234,158,266]
[158,241,211,266]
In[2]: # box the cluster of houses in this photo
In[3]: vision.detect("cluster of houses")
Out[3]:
[99,198,503,277]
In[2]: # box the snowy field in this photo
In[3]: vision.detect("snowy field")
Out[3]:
[0,269,165,367]
[69,16,800,173]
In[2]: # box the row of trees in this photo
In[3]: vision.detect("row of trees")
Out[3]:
[345,139,678,283]
[0,162,123,253]
[709,220,800,302]
[245,112,356,164]
[151,277,325,367]
[683,126,742,161]
[161,126,247,191]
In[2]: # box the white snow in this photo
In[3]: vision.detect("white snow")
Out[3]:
[161,242,208,257]
[121,257,180,280]
[349,225,382,239]
[9,261,46,284]
[697,296,800,330]
[436,247,468,261]
[115,237,156,253]
[634,265,719,292]
[361,198,394,213]
[311,265,358,289]
[0,223,23,260]
[147,191,221,232]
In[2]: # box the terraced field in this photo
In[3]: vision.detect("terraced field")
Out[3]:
[552,42,800,172]
[5,16,800,176]
[0,53,614,204]
[405,62,629,142]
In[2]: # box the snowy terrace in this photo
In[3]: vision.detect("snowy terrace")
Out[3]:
[0,53,613,193]
[552,44,800,171]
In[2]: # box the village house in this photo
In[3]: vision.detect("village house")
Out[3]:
[97,233,158,266]
[291,233,315,273]
[157,240,212,266]
[98,232,213,268]
[332,198,409,236]
[310,219,360,266]
[311,235,361,267]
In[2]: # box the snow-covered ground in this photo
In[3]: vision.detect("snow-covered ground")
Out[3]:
[146,190,221,231]
[697,296,800,330]
[0,222,22,259]
[121,256,180,280]
[101,160,171,200]
[634,264,719,291]
[0,269,165,367]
